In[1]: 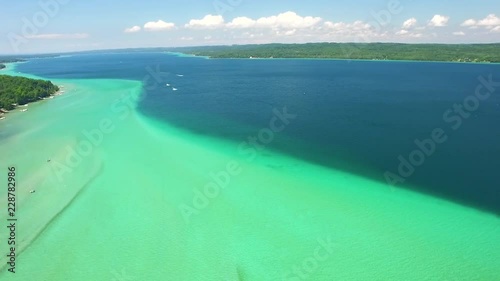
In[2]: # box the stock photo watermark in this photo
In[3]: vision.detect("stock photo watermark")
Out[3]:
[385,74,500,186]
[49,65,170,183]
[282,236,336,281]
[8,0,71,53]
[179,106,297,223]
[213,0,243,16]
[368,0,403,31]
[341,0,404,59]
[111,268,135,281]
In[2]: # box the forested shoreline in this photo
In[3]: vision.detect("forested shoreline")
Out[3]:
[0,75,59,111]
[167,43,500,62]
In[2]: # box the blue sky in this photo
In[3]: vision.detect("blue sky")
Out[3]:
[1,0,499,54]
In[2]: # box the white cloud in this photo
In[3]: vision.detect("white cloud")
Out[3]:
[428,15,449,27]
[227,16,256,29]
[324,21,372,33]
[144,20,175,31]
[402,18,417,29]
[320,20,388,41]
[137,11,497,45]
[460,14,500,32]
[256,11,322,29]
[185,15,224,29]
[477,14,500,26]
[124,26,141,33]
[24,33,89,39]
[409,33,423,38]
[461,19,477,27]
[227,11,322,30]
[235,32,264,39]
[395,29,424,38]
[230,16,394,44]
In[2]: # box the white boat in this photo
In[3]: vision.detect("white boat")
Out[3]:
[176,74,184,77]
[166,84,171,86]
[172,88,178,91]
[20,109,28,112]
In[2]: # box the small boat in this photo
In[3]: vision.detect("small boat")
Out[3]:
[166,84,171,86]
[176,74,184,77]
[20,109,28,112]
[172,88,178,91]
[29,190,35,194]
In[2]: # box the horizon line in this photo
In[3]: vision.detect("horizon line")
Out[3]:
[1,41,500,56]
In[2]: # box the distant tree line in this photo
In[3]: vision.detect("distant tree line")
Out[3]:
[0,75,59,110]
[167,43,500,62]
[0,57,25,71]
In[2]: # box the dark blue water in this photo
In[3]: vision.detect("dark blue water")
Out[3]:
[17,52,500,214]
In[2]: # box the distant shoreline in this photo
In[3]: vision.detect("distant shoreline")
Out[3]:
[0,58,25,70]
[180,53,500,65]
[166,42,500,64]
[3,43,500,64]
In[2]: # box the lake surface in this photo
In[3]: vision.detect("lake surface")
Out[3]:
[16,52,500,213]
[0,53,498,280]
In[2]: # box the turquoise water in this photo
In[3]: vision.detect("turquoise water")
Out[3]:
[0,55,499,280]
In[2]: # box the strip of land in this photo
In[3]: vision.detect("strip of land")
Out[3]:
[0,58,25,70]
[166,43,500,63]
[0,75,60,115]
